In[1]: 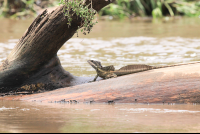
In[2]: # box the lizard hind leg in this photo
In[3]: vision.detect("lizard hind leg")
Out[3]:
[105,73,117,79]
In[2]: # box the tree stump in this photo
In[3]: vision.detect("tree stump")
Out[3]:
[0,0,113,93]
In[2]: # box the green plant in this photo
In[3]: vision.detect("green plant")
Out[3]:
[100,3,129,19]
[59,0,98,36]
[173,0,200,17]
[151,0,165,18]
[99,0,200,19]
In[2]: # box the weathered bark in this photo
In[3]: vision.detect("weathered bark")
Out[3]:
[2,63,200,104]
[0,0,113,93]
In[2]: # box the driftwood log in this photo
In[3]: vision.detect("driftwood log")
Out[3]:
[1,63,200,104]
[0,0,112,93]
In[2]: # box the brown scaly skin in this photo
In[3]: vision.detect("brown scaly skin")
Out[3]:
[87,60,200,81]
[87,60,117,81]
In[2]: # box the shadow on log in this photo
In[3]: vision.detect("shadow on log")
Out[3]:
[0,0,112,93]
[1,63,200,103]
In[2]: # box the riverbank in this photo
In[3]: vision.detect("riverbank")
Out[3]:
[1,0,200,19]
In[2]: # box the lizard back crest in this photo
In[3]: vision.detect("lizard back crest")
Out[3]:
[118,64,153,71]
[102,65,115,71]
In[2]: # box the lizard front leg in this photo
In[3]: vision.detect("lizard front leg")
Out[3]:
[89,74,99,82]
[93,74,99,81]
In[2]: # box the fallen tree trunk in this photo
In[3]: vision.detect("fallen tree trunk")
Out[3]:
[2,63,200,103]
[0,0,112,93]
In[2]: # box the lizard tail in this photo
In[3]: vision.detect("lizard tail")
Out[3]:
[116,64,154,76]
[152,61,200,69]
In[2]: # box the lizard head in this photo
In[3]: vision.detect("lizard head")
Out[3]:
[87,60,102,70]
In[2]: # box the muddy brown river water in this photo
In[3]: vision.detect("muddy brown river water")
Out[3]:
[0,17,200,132]
[1,100,200,133]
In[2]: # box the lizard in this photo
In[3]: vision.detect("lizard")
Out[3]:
[87,60,200,82]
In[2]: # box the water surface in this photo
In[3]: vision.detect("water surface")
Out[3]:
[1,100,200,133]
[0,17,200,76]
